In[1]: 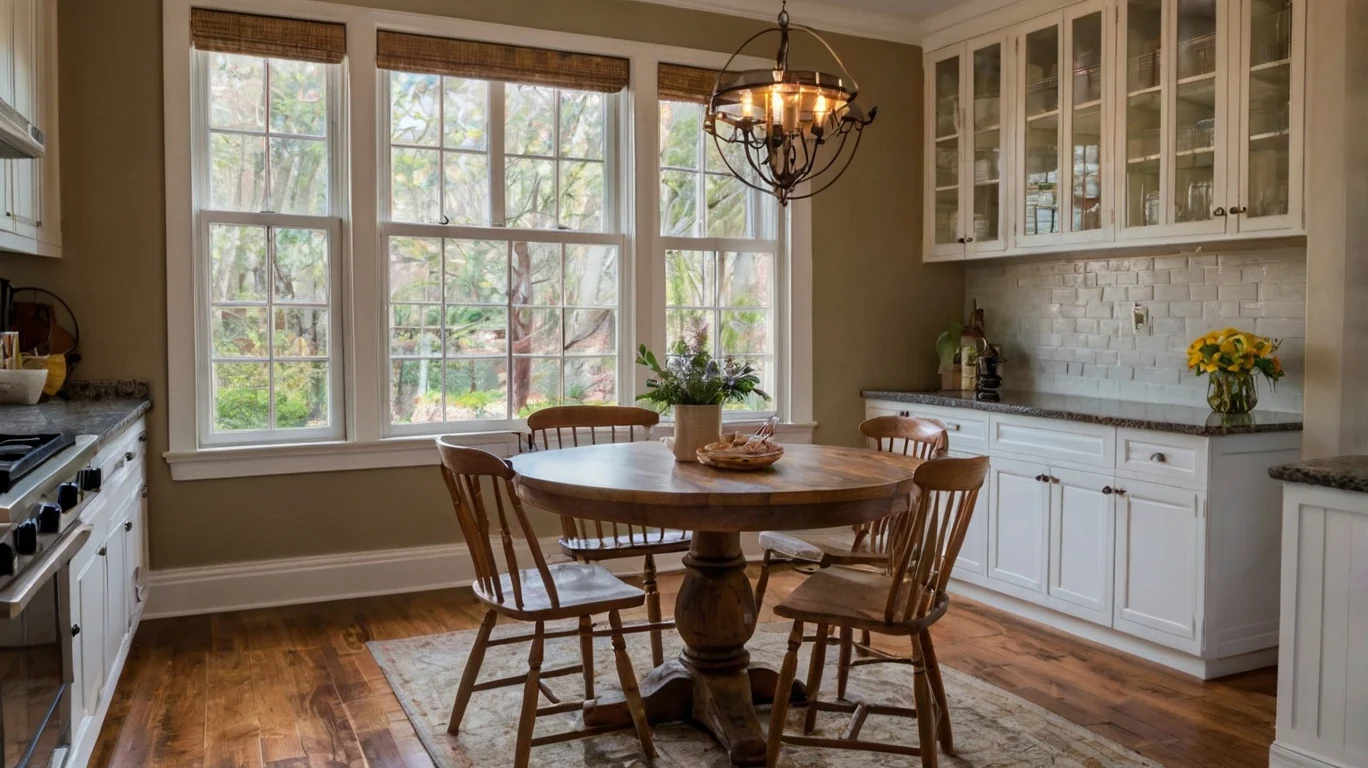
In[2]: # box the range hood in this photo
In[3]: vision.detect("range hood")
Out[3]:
[0,98,43,159]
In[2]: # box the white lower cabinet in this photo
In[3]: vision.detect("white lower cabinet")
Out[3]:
[986,457,1050,594]
[1047,467,1114,624]
[1112,480,1204,649]
[66,419,148,768]
[864,399,1299,679]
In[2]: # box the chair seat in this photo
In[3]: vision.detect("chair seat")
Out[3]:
[758,529,890,566]
[560,528,692,561]
[475,563,645,621]
[772,567,944,635]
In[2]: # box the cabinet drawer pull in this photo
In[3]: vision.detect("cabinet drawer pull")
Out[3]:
[948,423,961,432]
[124,451,136,462]
[1150,452,1168,463]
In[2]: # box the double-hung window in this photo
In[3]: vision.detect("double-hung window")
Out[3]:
[378,33,627,432]
[190,10,346,446]
[658,64,781,414]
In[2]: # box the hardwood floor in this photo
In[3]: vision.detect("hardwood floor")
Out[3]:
[92,568,1276,767]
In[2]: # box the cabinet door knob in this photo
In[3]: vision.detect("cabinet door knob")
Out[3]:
[1213,207,1226,217]
[1050,476,1060,483]
[1231,206,1248,215]
[70,624,80,637]
[1150,452,1168,463]
[124,521,133,532]
[1115,488,1128,496]
[98,546,107,556]
[1103,486,1114,495]
[124,451,136,462]
[957,237,966,244]
[965,236,975,243]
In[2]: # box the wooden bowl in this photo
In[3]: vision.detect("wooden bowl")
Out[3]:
[696,446,784,471]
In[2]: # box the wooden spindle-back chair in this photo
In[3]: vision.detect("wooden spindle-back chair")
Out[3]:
[753,416,950,614]
[437,439,655,767]
[524,405,689,672]
[765,456,989,768]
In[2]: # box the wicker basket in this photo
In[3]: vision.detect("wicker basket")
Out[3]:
[696,446,784,471]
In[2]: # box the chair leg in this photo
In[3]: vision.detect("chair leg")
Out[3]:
[608,610,657,759]
[856,628,872,657]
[754,549,774,616]
[578,615,595,700]
[447,609,496,735]
[836,625,853,700]
[513,621,545,768]
[766,620,804,768]
[642,553,665,668]
[921,630,954,755]
[801,623,830,734]
[911,634,939,768]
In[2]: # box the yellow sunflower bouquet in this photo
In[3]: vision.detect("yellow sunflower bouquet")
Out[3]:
[1186,328,1284,413]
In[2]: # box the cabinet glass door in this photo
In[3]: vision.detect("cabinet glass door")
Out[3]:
[1069,9,1106,235]
[1123,0,1164,230]
[969,40,1005,252]
[1174,0,1220,225]
[1018,5,1107,248]
[1238,0,1300,231]
[1022,22,1063,241]
[932,53,963,254]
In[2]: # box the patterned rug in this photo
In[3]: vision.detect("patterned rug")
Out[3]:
[368,620,1161,767]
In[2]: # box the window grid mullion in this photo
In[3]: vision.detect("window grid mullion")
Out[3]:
[438,74,448,226]
[262,57,273,213]
[491,81,507,227]
[440,238,449,418]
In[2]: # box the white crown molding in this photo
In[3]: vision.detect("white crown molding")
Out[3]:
[621,0,923,46]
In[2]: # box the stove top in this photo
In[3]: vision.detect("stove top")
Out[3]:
[0,434,74,493]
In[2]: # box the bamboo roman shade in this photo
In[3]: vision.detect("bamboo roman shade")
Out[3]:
[190,8,347,64]
[376,31,630,93]
[657,63,722,104]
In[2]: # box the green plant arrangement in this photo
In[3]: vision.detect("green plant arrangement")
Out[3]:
[936,320,965,375]
[635,331,770,408]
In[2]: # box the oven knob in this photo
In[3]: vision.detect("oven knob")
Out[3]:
[57,482,79,512]
[0,543,13,576]
[78,467,101,492]
[37,503,61,533]
[12,521,36,555]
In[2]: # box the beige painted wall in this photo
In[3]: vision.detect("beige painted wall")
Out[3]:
[0,0,962,569]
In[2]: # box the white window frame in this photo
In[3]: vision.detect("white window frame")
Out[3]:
[162,0,813,480]
[379,75,628,436]
[189,46,348,447]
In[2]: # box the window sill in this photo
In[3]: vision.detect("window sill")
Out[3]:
[163,421,817,481]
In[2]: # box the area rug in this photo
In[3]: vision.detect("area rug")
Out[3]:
[368,620,1161,767]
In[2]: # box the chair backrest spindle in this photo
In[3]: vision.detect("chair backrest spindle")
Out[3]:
[853,416,952,558]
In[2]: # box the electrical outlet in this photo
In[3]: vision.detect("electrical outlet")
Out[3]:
[1131,304,1150,335]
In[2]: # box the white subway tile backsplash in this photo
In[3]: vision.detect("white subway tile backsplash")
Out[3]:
[966,247,1306,411]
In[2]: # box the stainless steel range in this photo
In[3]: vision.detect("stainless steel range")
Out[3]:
[0,435,100,768]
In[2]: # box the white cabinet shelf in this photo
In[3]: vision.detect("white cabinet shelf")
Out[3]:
[865,397,1298,678]
[923,0,1305,262]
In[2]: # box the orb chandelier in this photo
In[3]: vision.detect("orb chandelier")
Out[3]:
[705,2,877,206]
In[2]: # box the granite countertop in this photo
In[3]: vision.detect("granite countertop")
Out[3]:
[0,380,151,447]
[1269,456,1368,494]
[861,389,1304,437]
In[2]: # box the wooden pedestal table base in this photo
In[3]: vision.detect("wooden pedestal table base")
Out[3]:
[510,442,922,767]
[583,532,803,765]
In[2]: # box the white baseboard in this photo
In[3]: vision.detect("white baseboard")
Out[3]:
[948,580,1277,680]
[145,533,764,619]
[1269,742,1360,768]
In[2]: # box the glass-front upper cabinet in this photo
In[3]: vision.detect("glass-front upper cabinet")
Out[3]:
[1117,0,1230,239]
[1015,3,1109,249]
[924,34,1010,261]
[1234,0,1303,232]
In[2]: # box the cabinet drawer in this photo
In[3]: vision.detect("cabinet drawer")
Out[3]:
[1115,429,1208,487]
[91,420,146,498]
[989,415,1114,468]
[904,406,989,455]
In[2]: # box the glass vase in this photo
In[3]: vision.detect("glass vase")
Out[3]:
[1206,370,1258,414]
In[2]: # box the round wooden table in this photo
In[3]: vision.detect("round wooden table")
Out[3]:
[510,441,922,766]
